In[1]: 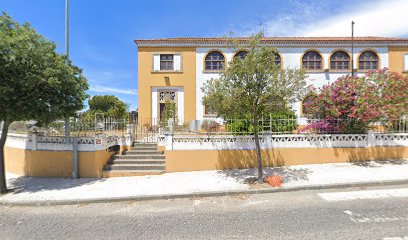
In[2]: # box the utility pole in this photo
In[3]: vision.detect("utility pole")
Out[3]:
[351,21,355,77]
[65,0,78,179]
[65,0,69,62]
[64,0,70,145]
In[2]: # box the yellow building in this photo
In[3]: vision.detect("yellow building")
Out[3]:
[135,37,408,123]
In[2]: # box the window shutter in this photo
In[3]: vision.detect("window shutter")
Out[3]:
[404,54,408,71]
[153,54,160,71]
[174,54,181,71]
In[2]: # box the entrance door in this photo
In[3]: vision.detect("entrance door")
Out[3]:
[159,103,166,119]
[158,91,177,124]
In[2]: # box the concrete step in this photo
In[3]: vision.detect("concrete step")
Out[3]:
[131,146,158,151]
[109,159,165,165]
[133,143,158,147]
[103,163,165,171]
[114,154,165,160]
[103,170,164,178]
[125,150,163,155]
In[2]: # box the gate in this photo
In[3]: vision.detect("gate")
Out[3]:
[132,118,161,143]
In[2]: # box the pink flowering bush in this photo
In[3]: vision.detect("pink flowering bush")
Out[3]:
[301,120,341,133]
[303,69,408,133]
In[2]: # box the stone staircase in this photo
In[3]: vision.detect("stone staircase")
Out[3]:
[102,143,166,177]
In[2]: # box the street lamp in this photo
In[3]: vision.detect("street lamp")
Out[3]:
[64,0,70,144]
[64,0,78,179]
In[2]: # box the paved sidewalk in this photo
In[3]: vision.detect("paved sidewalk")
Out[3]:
[1,159,408,205]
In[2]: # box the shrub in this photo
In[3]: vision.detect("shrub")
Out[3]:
[225,119,251,134]
[226,109,297,134]
[201,120,221,133]
[265,109,297,133]
[304,69,408,133]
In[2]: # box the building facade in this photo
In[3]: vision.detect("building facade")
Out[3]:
[135,37,408,124]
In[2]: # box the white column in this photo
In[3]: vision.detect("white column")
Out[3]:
[165,134,173,150]
[367,130,375,147]
[152,89,158,124]
[177,89,184,124]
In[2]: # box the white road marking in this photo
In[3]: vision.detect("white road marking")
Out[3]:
[318,188,408,202]
[343,209,408,223]
[242,200,269,207]
[383,237,408,240]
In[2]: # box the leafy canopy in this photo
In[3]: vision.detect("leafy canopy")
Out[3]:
[0,12,89,124]
[86,95,128,119]
[0,12,89,193]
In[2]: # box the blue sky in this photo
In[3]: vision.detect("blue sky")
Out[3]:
[1,0,407,111]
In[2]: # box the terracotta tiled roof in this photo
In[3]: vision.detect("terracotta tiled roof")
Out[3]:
[135,37,408,45]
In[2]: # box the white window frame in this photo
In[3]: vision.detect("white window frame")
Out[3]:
[152,53,182,72]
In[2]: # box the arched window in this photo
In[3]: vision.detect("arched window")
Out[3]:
[358,51,379,70]
[302,94,316,115]
[205,51,225,71]
[233,50,248,60]
[330,51,350,70]
[302,50,322,70]
[274,53,281,66]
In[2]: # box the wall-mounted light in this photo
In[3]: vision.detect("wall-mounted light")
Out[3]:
[164,76,170,86]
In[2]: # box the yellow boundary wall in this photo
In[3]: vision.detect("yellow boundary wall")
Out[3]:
[5,145,131,178]
[165,147,408,172]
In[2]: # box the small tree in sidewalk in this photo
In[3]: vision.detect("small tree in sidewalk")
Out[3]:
[202,32,308,183]
[0,13,88,193]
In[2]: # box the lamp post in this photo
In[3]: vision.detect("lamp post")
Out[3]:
[64,0,70,144]
[65,0,78,179]
[351,21,355,77]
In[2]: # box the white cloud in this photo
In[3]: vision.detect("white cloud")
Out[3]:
[304,0,408,37]
[84,69,138,95]
[242,0,332,36]
[85,70,134,85]
[89,86,138,95]
[247,0,408,37]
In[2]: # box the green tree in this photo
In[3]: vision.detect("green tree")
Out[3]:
[202,32,308,183]
[0,13,89,193]
[85,95,128,120]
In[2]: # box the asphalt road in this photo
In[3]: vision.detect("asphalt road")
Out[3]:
[1,184,408,240]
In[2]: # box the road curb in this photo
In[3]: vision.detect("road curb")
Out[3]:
[2,179,408,206]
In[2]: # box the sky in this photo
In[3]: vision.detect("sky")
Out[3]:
[1,0,408,111]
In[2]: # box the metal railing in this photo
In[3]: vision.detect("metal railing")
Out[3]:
[7,118,132,137]
[6,115,408,140]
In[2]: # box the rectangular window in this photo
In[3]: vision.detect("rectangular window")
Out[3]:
[404,54,408,71]
[204,105,216,115]
[160,54,174,70]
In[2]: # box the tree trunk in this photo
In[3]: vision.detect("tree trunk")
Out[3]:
[0,120,10,194]
[253,117,263,183]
